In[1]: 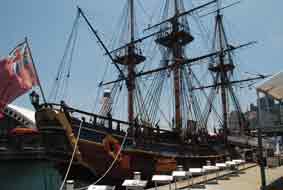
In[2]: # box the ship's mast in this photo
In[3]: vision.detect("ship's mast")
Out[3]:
[75,3,265,136]
[130,0,135,42]
[217,2,229,142]
[155,0,194,132]
[128,0,135,123]
[101,0,260,136]
[114,0,145,123]
[209,0,238,142]
[172,0,182,131]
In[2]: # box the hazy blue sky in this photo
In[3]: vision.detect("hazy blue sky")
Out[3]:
[0,0,282,118]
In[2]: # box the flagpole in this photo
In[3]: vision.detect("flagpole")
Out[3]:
[9,41,26,55]
[25,37,47,104]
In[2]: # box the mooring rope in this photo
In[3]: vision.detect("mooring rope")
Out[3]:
[74,130,129,190]
[59,119,84,190]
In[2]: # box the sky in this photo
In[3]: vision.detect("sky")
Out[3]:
[0,0,282,125]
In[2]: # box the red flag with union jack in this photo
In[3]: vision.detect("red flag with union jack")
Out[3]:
[0,42,38,118]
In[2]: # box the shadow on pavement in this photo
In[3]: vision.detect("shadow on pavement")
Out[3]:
[265,177,283,190]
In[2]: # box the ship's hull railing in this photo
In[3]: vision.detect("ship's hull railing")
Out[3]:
[38,103,223,146]
[38,103,181,144]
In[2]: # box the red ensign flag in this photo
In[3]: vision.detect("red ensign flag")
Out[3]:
[0,42,38,118]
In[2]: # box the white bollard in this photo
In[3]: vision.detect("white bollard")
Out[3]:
[177,165,184,171]
[206,160,211,166]
[134,171,141,180]
[66,180,74,190]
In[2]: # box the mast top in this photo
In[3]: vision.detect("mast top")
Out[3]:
[144,0,217,32]
[130,0,135,42]
[217,0,223,16]
[217,0,222,10]
[113,0,145,66]
[174,0,179,15]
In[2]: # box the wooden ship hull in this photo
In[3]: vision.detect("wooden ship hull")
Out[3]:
[0,105,67,190]
[35,104,230,183]
[76,137,225,180]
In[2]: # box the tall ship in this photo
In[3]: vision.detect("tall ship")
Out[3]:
[31,0,266,183]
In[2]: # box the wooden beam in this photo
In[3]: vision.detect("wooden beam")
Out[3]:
[101,41,256,86]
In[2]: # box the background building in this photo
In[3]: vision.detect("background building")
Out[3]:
[228,94,283,133]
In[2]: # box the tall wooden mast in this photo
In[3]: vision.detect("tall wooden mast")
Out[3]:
[155,0,194,131]
[172,0,182,131]
[114,0,145,123]
[128,0,135,123]
[209,0,236,143]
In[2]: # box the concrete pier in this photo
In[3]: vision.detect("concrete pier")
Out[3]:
[147,164,283,190]
[205,165,283,190]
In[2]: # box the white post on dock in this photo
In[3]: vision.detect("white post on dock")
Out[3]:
[66,180,74,190]
[172,165,187,190]
[176,165,184,171]
[122,171,147,190]
[152,175,173,190]
[134,171,141,180]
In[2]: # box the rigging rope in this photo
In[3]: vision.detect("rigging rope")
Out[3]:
[63,18,80,102]
[141,69,166,124]
[91,86,103,114]
[74,130,129,190]
[49,12,80,102]
[136,0,152,24]
[59,119,84,190]
[227,76,245,128]
[99,65,128,116]
[182,67,206,129]
[99,83,119,116]
[191,70,223,127]
[135,82,150,121]
[141,47,170,124]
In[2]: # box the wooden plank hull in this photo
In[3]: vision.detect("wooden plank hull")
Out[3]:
[71,127,226,182]
[35,108,228,183]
